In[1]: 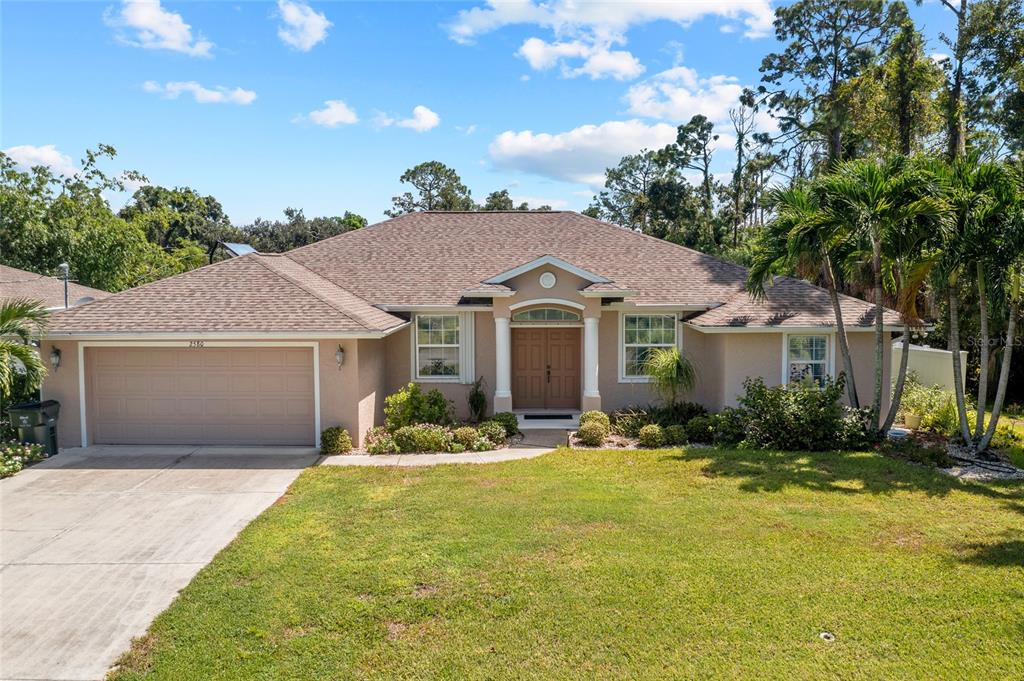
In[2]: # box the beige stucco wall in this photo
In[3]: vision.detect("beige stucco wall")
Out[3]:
[39,340,83,449]
[384,311,497,421]
[691,330,892,412]
[41,318,893,452]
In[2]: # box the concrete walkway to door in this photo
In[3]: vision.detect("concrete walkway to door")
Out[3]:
[0,445,318,681]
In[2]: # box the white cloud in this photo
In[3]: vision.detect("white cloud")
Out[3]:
[488,119,678,186]
[518,37,643,80]
[306,100,359,127]
[447,0,774,43]
[143,80,256,105]
[457,124,478,135]
[375,105,440,132]
[625,66,744,124]
[3,144,77,176]
[276,0,331,51]
[105,0,213,57]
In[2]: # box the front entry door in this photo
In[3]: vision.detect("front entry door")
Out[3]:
[511,327,581,409]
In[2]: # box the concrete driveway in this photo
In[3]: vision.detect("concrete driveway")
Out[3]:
[0,445,318,681]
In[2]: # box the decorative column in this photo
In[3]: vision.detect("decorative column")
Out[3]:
[494,315,512,412]
[582,315,601,412]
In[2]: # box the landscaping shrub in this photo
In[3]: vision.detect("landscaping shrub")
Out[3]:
[647,401,707,426]
[611,407,651,437]
[663,424,688,446]
[685,416,714,444]
[452,426,479,449]
[468,377,487,423]
[737,376,848,451]
[0,441,46,478]
[897,374,972,436]
[711,407,747,446]
[393,424,454,453]
[576,421,607,447]
[477,421,507,447]
[320,427,353,455]
[491,411,520,437]
[612,403,708,435]
[365,426,399,455]
[450,443,466,453]
[470,437,493,452]
[384,383,454,430]
[579,410,611,431]
[638,424,665,448]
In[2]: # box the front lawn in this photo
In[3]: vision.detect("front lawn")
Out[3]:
[111,448,1023,680]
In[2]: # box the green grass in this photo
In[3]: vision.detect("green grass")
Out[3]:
[110,448,1024,680]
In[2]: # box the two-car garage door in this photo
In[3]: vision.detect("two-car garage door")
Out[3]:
[88,346,316,446]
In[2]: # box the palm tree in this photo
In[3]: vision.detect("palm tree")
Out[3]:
[816,158,948,432]
[645,347,697,407]
[925,155,1016,449]
[976,168,1024,453]
[0,299,49,404]
[748,185,861,409]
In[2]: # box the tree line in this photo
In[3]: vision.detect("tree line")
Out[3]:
[580,0,1023,428]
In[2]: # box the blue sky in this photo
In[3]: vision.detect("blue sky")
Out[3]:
[2,1,955,225]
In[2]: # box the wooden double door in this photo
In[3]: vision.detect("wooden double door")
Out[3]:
[511,327,581,410]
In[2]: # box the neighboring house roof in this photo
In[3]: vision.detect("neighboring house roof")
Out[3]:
[46,253,406,336]
[43,211,902,335]
[287,211,750,307]
[0,264,110,309]
[688,276,903,329]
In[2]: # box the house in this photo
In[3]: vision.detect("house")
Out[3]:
[40,212,899,448]
[1,264,109,310]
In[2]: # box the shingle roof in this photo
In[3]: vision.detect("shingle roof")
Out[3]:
[46,254,405,336]
[41,211,902,335]
[287,211,750,307]
[688,276,903,328]
[0,264,109,309]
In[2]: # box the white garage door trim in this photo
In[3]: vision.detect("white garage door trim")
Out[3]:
[78,341,321,448]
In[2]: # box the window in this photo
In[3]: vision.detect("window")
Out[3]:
[511,308,581,322]
[787,335,829,386]
[622,314,677,378]
[416,315,460,379]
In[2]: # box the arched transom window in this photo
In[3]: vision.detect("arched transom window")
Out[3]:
[512,307,581,322]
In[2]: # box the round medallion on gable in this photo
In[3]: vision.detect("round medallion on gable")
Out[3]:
[539,272,557,289]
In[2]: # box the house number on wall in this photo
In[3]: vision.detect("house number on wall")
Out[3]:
[188,340,205,348]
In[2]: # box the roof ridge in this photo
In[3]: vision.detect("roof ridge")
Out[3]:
[252,254,395,331]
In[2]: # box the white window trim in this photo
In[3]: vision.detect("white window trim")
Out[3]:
[618,312,681,383]
[411,312,475,384]
[781,332,836,386]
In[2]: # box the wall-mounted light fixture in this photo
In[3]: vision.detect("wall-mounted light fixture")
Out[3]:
[335,344,345,369]
[49,347,62,371]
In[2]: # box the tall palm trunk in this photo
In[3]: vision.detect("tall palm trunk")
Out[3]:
[978,302,1018,452]
[974,263,989,439]
[948,283,973,444]
[883,324,912,432]
[824,253,860,409]
[871,237,885,430]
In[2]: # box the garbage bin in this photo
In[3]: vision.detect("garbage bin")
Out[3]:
[8,400,60,457]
